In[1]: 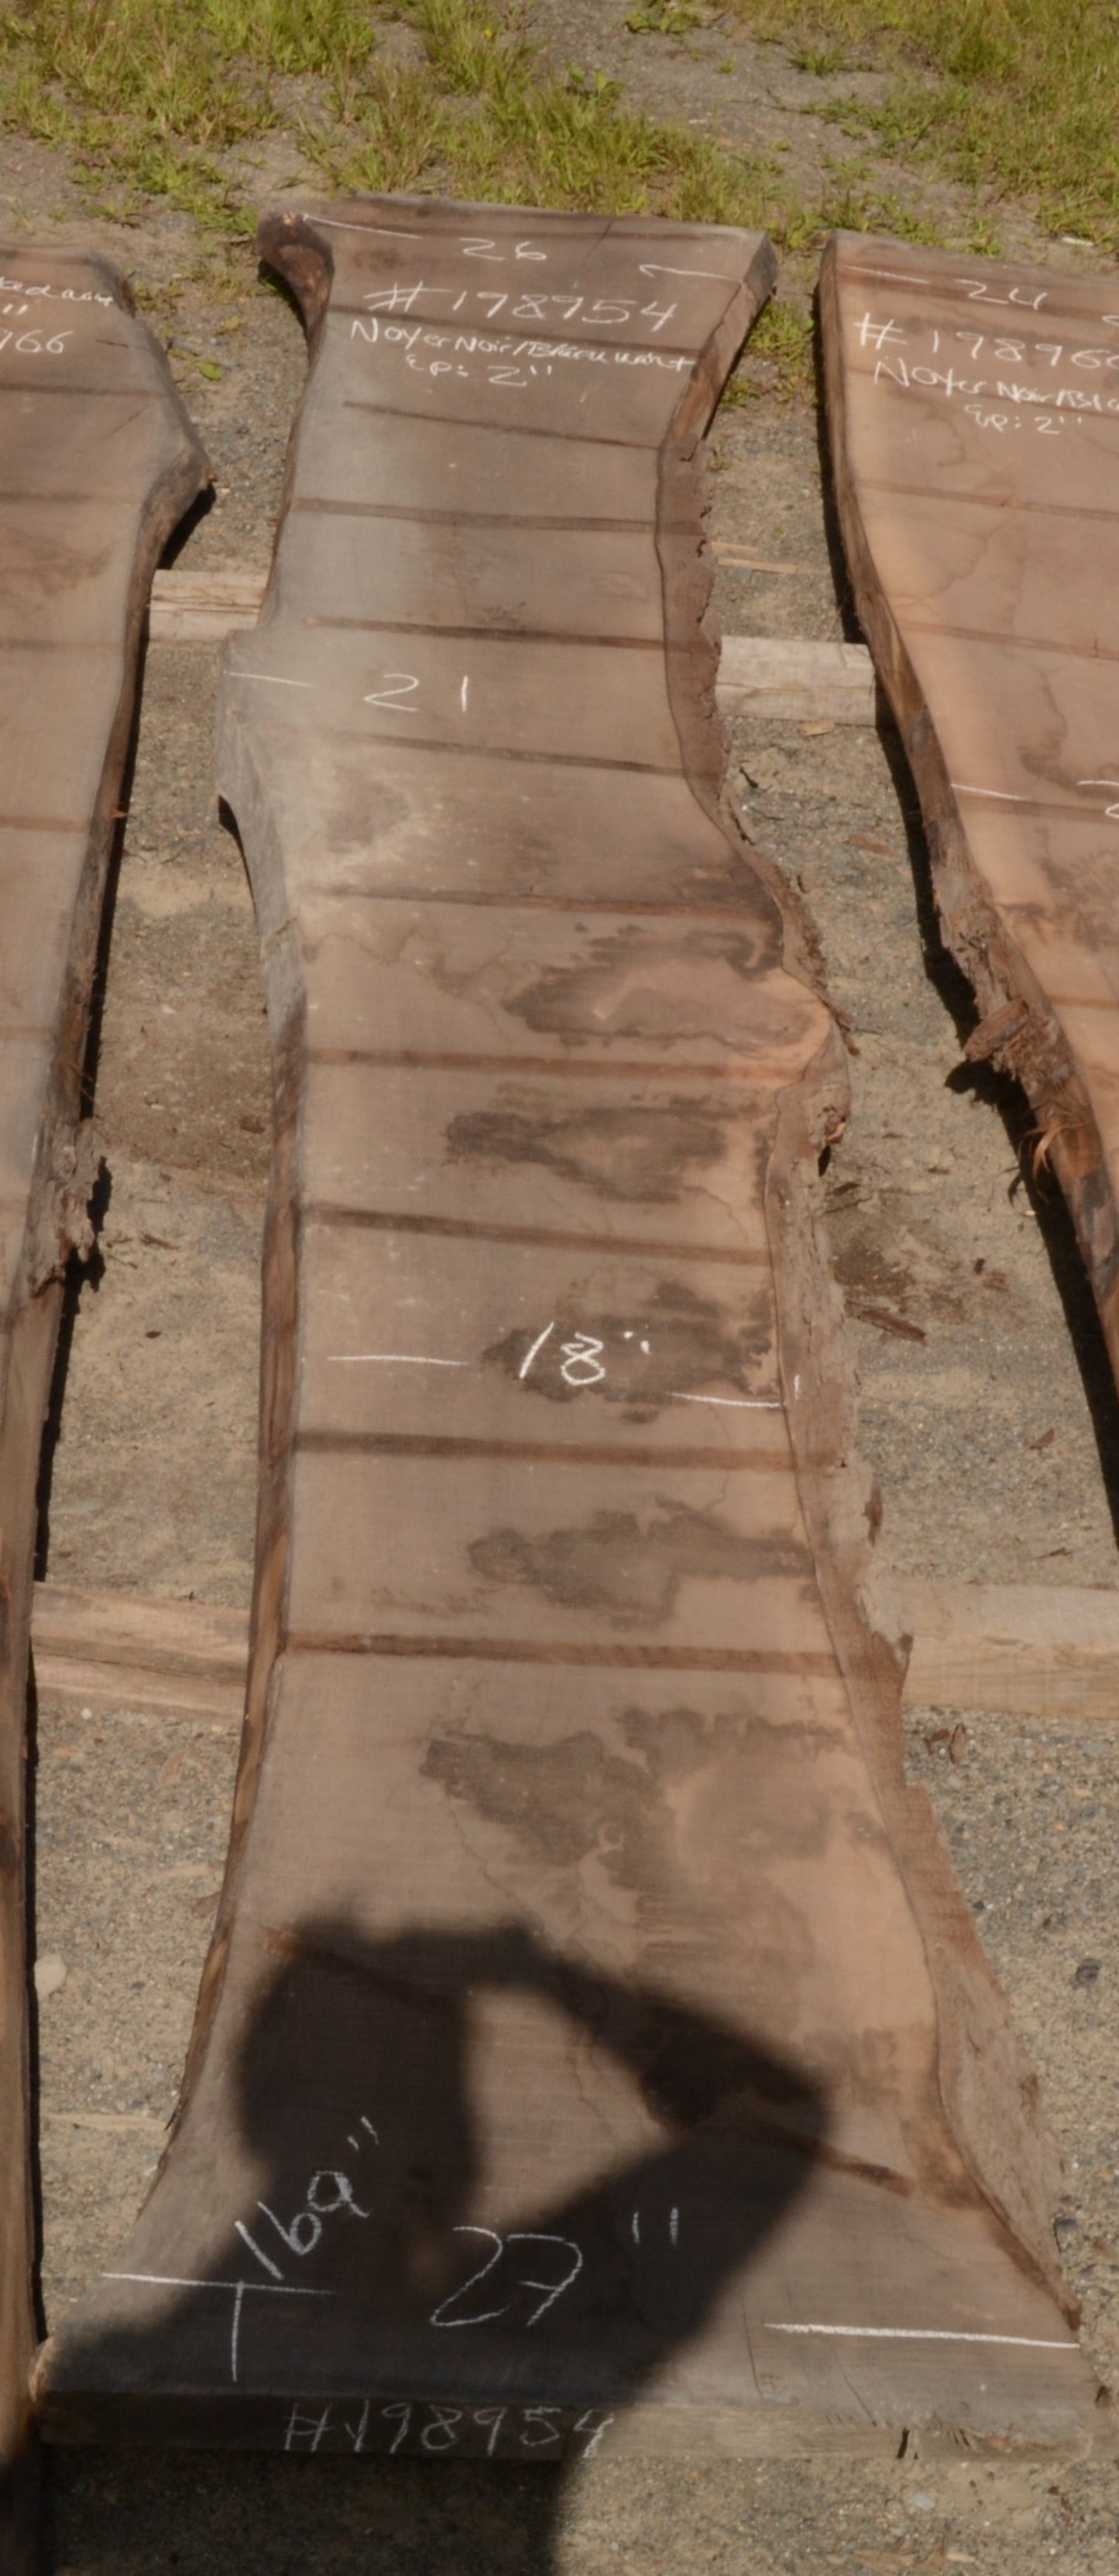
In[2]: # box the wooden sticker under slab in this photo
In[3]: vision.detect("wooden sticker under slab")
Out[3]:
[36,200,1101,2461]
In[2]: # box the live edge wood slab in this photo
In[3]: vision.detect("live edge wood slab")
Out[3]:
[37,199,1104,2462]
[0,252,205,2536]
[821,233,1119,1394]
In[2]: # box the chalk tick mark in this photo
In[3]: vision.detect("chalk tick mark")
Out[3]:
[234,2221,283,2281]
[518,1320,555,1380]
[766,2322,1076,2348]
[229,672,312,689]
[327,1352,469,1368]
[671,1391,781,1411]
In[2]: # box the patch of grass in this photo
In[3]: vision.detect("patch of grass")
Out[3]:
[625,2,716,32]
[789,39,849,70]
[723,0,1119,249]
[723,293,814,399]
[302,0,811,242]
[0,0,1055,404]
[0,0,266,228]
[0,0,772,229]
[304,57,457,197]
[0,0,820,343]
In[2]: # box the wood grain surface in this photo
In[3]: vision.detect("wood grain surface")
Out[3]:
[36,201,1100,2460]
[821,233,1119,1388]
[0,247,205,2543]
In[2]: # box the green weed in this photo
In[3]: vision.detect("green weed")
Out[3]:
[305,60,455,196]
[790,39,848,70]
[625,3,712,32]
[723,293,814,399]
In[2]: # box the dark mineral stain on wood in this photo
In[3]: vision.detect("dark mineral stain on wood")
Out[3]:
[421,1704,844,1875]
[0,246,205,2536]
[36,200,1100,2464]
[444,1099,732,1202]
[467,1507,812,1624]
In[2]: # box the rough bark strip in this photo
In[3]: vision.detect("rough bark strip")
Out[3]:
[0,246,205,2550]
[820,232,1119,1384]
[36,198,1100,2461]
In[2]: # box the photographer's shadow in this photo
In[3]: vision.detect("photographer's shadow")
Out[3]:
[63,1911,829,2567]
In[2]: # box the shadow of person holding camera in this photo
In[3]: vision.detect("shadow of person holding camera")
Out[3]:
[48,1908,829,2571]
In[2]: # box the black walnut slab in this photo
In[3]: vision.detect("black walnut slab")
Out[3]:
[38,201,1101,2461]
[822,232,1119,1386]
[0,248,205,2539]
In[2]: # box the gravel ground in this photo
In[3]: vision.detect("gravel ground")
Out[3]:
[12,17,1119,2569]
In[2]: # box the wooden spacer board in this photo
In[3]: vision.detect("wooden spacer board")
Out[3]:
[146,567,880,725]
[31,1582,249,1727]
[29,1571,1119,1733]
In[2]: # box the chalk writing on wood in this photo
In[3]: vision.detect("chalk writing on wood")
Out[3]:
[283,2398,616,2458]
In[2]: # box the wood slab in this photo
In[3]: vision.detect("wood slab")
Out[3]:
[821,234,1119,1387]
[0,248,205,2536]
[37,197,1101,2461]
